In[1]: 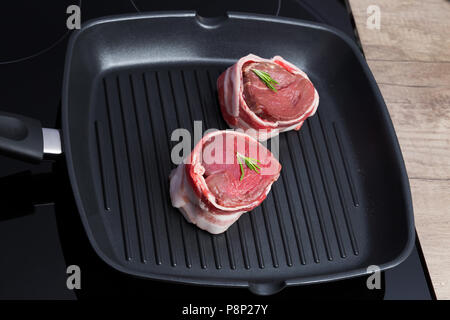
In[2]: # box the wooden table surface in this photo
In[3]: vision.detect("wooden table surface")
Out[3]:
[348,0,450,299]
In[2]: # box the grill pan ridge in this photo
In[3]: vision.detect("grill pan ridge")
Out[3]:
[62,12,415,295]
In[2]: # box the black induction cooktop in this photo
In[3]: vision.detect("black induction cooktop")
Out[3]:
[0,0,436,302]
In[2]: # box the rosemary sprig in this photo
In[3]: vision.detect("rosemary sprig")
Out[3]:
[252,69,279,92]
[236,152,261,181]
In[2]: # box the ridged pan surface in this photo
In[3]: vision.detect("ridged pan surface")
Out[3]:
[62,12,414,294]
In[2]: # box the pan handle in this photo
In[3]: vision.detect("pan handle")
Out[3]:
[0,112,62,163]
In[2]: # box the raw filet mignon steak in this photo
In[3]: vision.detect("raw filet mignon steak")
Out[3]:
[169,130,281,234]
[217,54,319,141]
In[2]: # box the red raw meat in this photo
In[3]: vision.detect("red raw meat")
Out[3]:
[217,54,319,141]
[170,130,281,234]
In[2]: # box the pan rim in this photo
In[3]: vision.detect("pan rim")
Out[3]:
[61,10,415,290]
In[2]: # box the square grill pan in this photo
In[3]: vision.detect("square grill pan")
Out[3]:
[62,12,415,295]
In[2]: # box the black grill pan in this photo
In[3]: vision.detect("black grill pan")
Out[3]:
[0,12,415,295]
